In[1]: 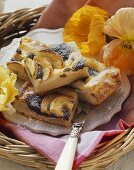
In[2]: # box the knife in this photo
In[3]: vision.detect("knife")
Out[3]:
[55,115,85,170]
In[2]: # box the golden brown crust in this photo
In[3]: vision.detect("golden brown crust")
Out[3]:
[13,37,47,61]
[8,37,47,80]
[72,58,121,105]
[34,50,65,69]
[24,42,88,95]
[13,82,78,127]
[7,61,28,80]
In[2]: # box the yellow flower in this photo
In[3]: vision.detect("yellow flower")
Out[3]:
[102,8,134,74]
[0,66,18,111]
[64,5,108,56]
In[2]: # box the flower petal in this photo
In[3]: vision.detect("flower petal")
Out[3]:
[87,14,106,56]
[104,8,134,40]
[64,5,108,56]
[102,39,134,74]
[1,80,18,104]
[0,66,18,111]
[0,66,10,85]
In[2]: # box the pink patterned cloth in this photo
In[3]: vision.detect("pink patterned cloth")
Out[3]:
[0,75,133,170]
[0,116,133,169]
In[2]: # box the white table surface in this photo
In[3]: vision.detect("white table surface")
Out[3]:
[0,0,134,169]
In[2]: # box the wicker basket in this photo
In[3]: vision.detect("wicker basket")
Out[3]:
[0,7,134,170]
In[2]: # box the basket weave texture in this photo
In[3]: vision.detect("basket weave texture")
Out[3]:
[0,7,134,170]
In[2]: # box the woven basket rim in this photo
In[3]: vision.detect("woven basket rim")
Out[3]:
[0,6,134,170]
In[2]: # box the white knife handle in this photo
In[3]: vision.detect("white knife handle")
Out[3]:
[55,136,78,170]
[55,123,84,170]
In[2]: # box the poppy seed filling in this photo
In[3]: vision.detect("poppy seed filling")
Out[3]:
[72,59,86,71]
[62,107,69,120]
[88,68,99,76]
[36,64,43,79]
[26,94,43,114]
[26,94,70,120]
[46,43,74,61]
[27,53,35,59]
[16,48,22,55]
[11,58,19,61]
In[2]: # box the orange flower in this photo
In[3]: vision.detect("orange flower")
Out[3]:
[102,8,134,74]
[64,5,108,56]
